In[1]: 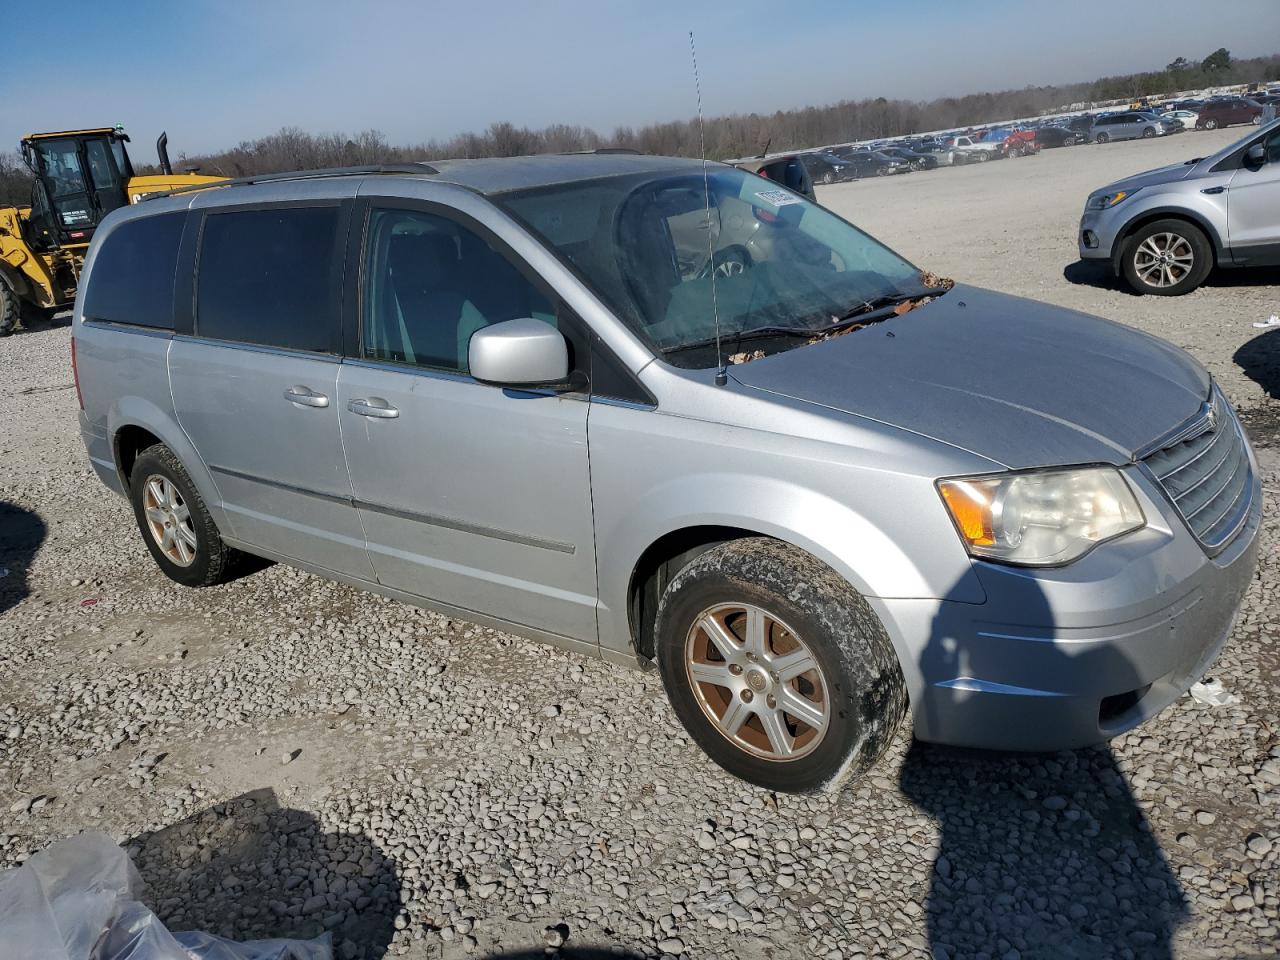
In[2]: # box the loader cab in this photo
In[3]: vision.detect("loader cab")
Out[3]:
[20,128,133,249]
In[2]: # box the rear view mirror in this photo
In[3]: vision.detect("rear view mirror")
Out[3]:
[468,318,577,390]
[1245,142,1267,166]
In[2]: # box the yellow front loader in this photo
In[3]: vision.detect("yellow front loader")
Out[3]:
[0,127,221,335]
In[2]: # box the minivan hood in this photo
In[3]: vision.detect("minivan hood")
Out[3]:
[728,285,1209,469]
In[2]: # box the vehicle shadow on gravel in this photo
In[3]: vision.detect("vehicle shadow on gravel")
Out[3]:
[129,788,401,959]
[0,500,44,617]
[900,576,1189,959]
[1234,328,1280,401]
[1064,257,1280,295]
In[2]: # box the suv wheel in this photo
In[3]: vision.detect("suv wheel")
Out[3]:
[1122,219,1212,296]
[655,538,907,793]
[1203,118,1219,130]
[129,444,239,587]
[1095,132,1110,144]
[0,284,19,337]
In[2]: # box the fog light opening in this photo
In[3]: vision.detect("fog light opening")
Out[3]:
[1099,683,1152,727]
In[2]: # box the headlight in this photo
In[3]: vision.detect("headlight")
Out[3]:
[938,466,1144,566]
[1087,188,1139,210]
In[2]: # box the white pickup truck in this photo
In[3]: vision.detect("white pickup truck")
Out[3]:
[942,136,1003,162]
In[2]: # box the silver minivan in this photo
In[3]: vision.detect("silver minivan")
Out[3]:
[74,155,1260,792]
[1089,112,1172,143]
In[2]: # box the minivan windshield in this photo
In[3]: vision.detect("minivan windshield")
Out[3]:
[497,167,933,368]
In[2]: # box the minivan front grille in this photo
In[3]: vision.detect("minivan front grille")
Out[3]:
[1142,392,1252,551]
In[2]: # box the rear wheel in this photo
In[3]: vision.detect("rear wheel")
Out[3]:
[655,538,907,793]
[129,444,239,587]
[0,285,19,337]
[1121,218,1212,296]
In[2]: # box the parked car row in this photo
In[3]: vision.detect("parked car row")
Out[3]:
[735,89,1274,194]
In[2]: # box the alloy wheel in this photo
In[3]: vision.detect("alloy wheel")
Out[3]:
[142,474,197,567]
[1133,232,1195,289]
[684,602,830,761]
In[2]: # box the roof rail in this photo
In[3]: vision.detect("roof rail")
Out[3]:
[561,147,642,155]
[138,163,439,201]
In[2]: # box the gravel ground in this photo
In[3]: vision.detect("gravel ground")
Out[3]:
[2,129,1279,960]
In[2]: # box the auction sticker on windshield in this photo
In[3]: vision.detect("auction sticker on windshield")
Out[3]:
[756,189,804,207]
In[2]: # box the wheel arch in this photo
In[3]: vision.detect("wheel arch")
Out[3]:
[106,398,230,535]
[1111,207,1226,274]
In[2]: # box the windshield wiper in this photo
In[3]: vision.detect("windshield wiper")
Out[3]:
[660,286,948,358]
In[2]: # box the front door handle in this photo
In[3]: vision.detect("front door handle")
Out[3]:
[348,397,399,419]
[1201,186,1226,195]
[283,385,329,408]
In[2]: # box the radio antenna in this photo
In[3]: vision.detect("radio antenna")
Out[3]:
[690,31,728,387]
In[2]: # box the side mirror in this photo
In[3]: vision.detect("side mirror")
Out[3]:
[1245,142,1267,166]
[468,318,578,390]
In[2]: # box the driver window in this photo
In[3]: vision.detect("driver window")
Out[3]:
[1265,129,1280,164]
[362,208,555,374]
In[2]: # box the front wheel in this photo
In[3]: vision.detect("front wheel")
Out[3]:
[1203,119,1219,130]
[1095,132,1110,144]
[1251,115,1263,125]
[1121,218,1212,296]
[821,171,835,185]
[0,284,19,337]
[975,151,989,162]
[655,538,907,793]
[876,166,891,176]
[1141,127,1155,138]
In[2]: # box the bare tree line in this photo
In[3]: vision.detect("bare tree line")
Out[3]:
[3,50,1277,205]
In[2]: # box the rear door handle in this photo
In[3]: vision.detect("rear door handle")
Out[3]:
[347,397,399,419]
[283,385,329,408]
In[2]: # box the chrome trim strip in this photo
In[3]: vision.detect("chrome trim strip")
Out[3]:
[170,335,342,364]
[935,677,1069,697]
[82,318,174,339]
[207,463,351,506]
[1134,397,1214,461]
[356,498,575,554]
[207,463,575,554]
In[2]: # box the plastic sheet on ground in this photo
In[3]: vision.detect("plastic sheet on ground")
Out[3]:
[0,831,331,960]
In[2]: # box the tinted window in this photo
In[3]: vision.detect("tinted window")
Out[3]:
[362,207,556,373]
[83,212,184,328]
[196,206,340,352]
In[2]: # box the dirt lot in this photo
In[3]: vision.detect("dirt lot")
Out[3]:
[2,129,1278,960]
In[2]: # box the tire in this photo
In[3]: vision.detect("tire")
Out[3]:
[129,444,239,587]
[821,171,835,185]
[876,166,891,176]
[1141,127,1155,138]
[1095,132,1110,144]
[975,151,989,162]
[655,538,907,793]
[1251,115,1263,125]
[1203,119,1218,130]
[0,284,19,337]
[1121,218,1212,296]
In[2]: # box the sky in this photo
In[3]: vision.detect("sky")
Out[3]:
[3,0,1278,159]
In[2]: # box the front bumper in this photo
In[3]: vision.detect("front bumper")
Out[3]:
[1078,207,1122,262]
[872,457,1262,752]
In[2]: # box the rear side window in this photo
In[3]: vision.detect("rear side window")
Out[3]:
[83,212,184,328]
[196,206,341,352]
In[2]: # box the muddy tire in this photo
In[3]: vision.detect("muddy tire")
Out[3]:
[129,444,239,588]
[0,284,19,337]
[655,538,907,793]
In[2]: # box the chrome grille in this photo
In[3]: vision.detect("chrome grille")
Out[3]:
[1142,392,1252,551]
